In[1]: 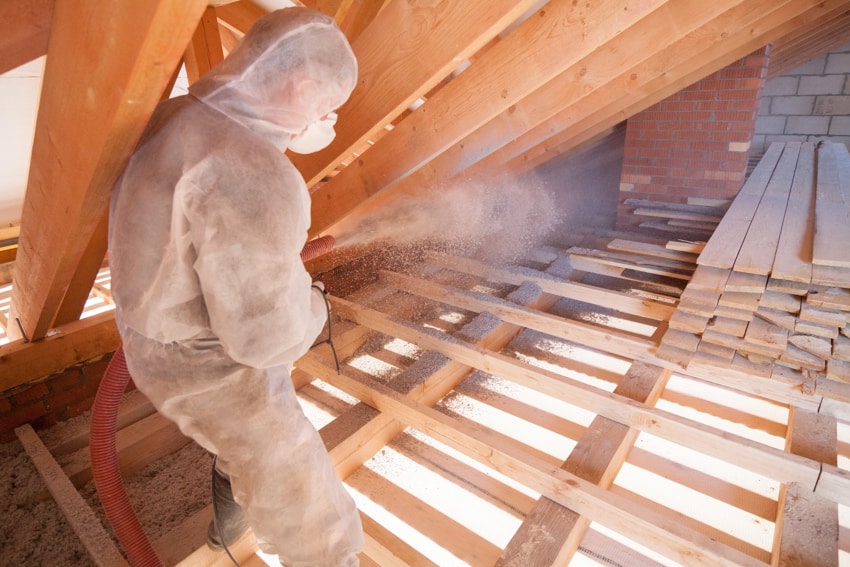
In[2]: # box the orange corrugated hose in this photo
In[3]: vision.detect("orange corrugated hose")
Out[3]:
[90,235,336,566]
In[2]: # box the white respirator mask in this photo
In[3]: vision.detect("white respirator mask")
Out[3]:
[288,112,337,154]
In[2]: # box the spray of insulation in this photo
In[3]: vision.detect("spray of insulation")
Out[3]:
[332,173,562,263]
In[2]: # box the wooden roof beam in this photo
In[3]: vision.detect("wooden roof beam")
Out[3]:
[325,0,762,235]
[291,0,541,191]
[184,5,226,84]
[0,0,53,75]
[323,0,773,239]
[0,312,120,393]
[308,0,671,238]
[768,9,850,79]
[500,0,847,174]
[306,0,357,25]
[319,0,838,227]
[339,0,393,43]
[215,0,267,35]
[7,1,208,342]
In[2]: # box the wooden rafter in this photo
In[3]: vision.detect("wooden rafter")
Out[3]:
[325,0,759,235]
[0,0,53,75]
[308,0,357,24]
[500,0,850,174]
[7,0,208,342]
[291,0,542,191]
[215,0,266,35]
[339,0,393,43]
[184,5,225,85]
[308,0,671,238]
[768,8,850,79]
[487,0,844,173]
[317,0,845,240]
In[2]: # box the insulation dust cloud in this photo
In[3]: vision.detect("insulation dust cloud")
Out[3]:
[331,173,563,263]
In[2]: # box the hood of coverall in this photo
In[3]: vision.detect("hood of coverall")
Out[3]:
[189,7,358,151]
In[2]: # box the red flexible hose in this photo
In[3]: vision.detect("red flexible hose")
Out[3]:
[90,347,163,567]
[300,234,335,262]
[90,236,335,565]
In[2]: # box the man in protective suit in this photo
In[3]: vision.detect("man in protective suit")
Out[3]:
[109,7,363,566]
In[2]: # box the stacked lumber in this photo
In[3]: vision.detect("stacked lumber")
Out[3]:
[658,141,850,389]
[565,238,695,298]
[622,197,728,239]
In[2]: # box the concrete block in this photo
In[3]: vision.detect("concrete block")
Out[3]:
[764,134,807,148]
[755,115,787,135]
[786,56,826,75]
[771,95,815,115]
[832,41,850,54]
[758,98,771,115]
[750,134,767,154]
[845,76,850,95]
[829,116,850,136]
[825,52,850,75]
[763,76,799,96]
[814,95,850,116]
[786,116,830,135]
[799,75,846,95]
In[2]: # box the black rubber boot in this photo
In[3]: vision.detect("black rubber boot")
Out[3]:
[206,462,249,552]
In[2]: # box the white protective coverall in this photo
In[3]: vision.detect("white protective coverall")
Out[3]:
[108,8,363,566]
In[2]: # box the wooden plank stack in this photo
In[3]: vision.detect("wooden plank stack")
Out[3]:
[658,141,850,389]
[622,198,727,239]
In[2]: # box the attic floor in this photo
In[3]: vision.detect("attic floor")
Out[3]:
[4,228,850,566]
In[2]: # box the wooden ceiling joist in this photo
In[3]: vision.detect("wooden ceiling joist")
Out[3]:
[300,350,768,567]
[7,0,208,343]
[291,0,543,190]
[14,225,850,564]
[0,0,53,75]
[497,361,671,565]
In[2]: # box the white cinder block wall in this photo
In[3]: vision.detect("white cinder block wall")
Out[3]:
[754,42,850,155]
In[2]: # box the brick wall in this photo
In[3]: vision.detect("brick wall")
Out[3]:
[0,354,127,443]
[754,42,850,155]
[617,47,770,230]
